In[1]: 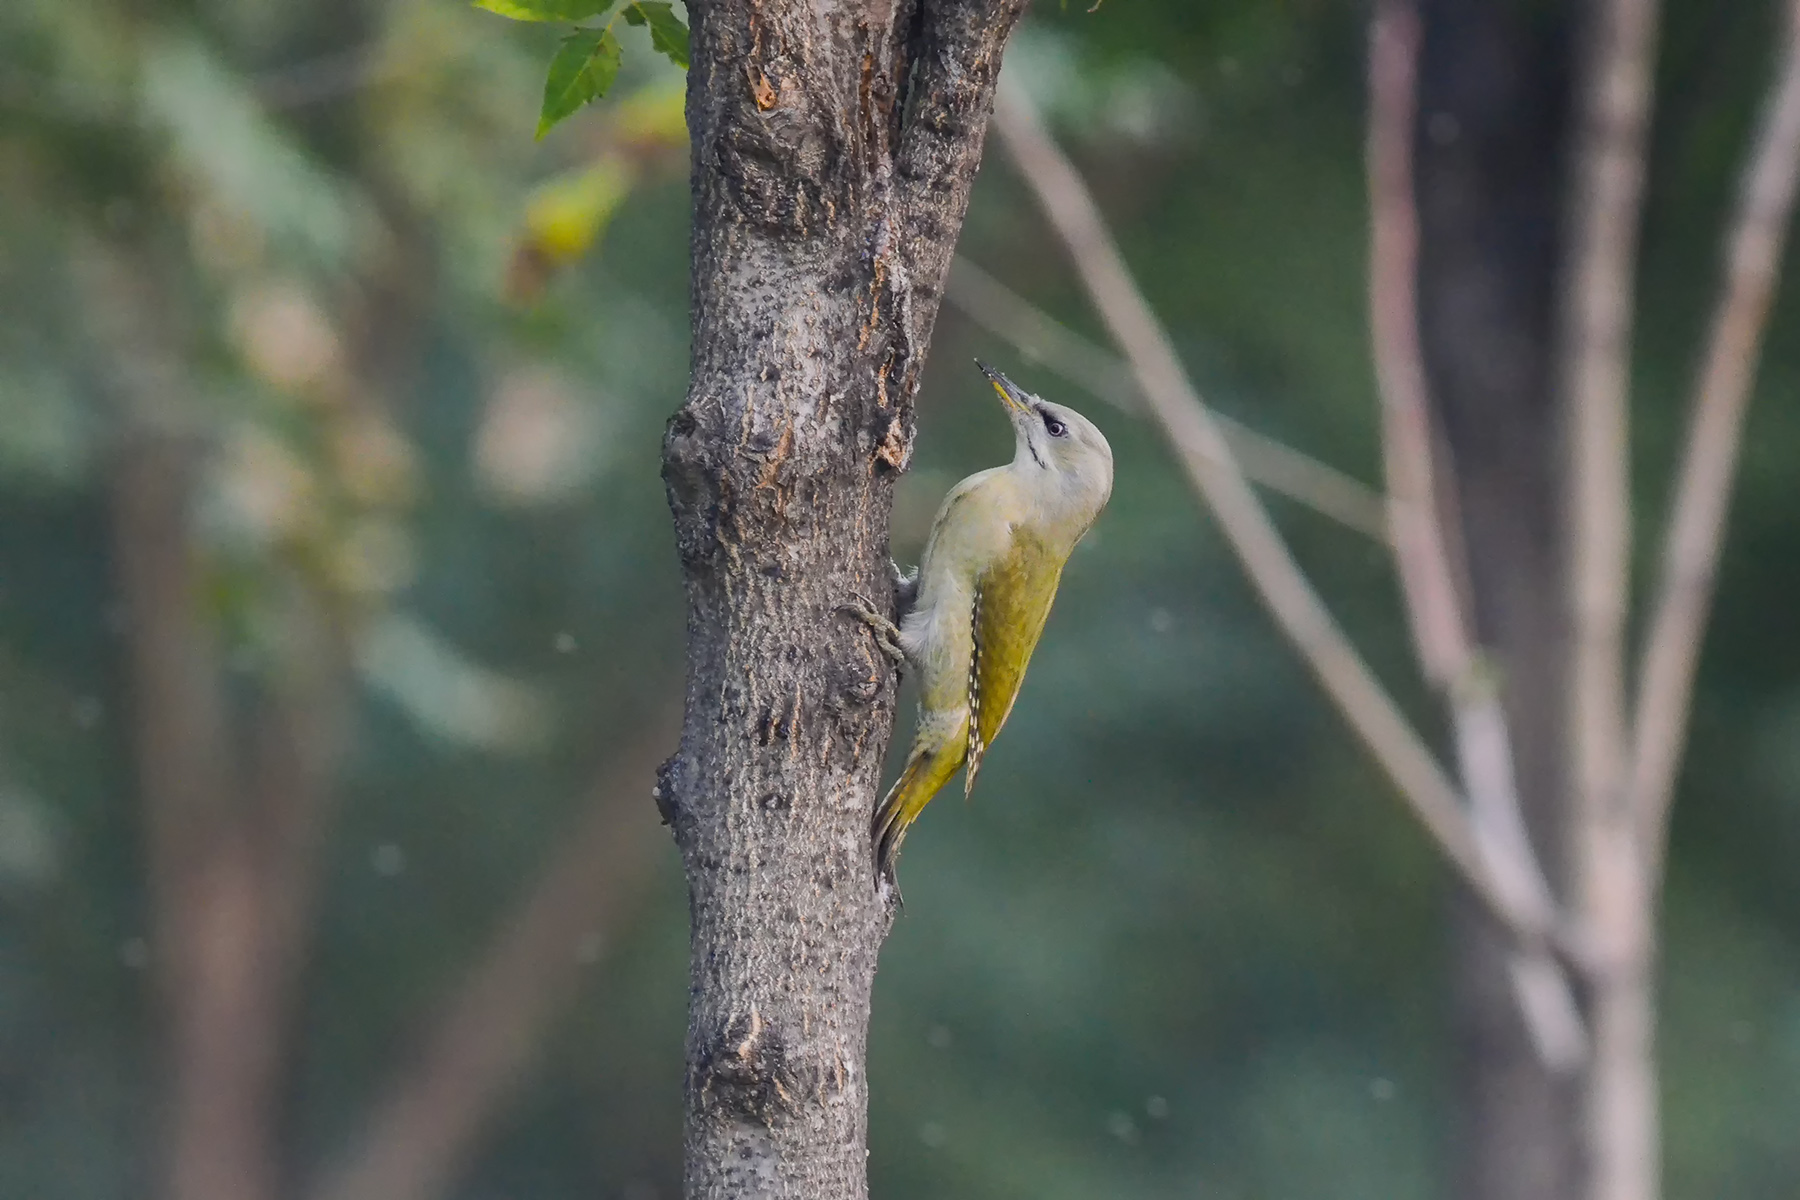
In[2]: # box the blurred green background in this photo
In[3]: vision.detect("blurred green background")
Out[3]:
[3,1,1799,1198]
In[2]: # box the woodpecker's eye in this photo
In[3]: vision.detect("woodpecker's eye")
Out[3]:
[1042,412,1068,438]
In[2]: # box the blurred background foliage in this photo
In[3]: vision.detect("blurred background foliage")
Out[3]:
[2,1,1798,1198]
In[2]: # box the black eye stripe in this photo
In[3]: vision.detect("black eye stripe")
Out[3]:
[1040,411,1068,438]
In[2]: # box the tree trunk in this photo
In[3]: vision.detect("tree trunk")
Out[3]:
[92,241,346,1200]
[657,2,1026,1196]
[1412,3,1583,1197]
[311,709,676,1200]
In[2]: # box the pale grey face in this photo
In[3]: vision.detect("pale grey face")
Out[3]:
[977,363,1114,492]
[1018,396,1112,482]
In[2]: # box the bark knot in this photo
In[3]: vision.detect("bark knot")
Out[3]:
[695,1006,804,1124]
[716,60,834,234]
[874,413,909,471]
[654,753,686,831]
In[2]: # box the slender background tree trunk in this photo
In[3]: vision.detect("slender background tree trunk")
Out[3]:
[657,2,1026,1195]
[1412,3,1582,1197]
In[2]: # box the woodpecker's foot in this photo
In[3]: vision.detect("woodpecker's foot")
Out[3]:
[890,560,920,613]
[839,593,907,668]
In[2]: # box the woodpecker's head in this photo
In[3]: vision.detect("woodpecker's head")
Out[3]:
[977,362,1114,507]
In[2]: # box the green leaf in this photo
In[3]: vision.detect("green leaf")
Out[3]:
[473,0,616,23]
[623,2,690,69]
[537,27,623,138]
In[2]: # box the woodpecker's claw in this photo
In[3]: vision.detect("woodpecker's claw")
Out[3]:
[839,593,907,668]
[890,560,920,613]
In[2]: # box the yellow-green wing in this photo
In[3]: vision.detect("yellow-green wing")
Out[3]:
[966,528,1065,795]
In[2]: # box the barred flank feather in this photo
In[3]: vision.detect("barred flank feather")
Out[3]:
[965,529,1062,798]
[967,587,988,780]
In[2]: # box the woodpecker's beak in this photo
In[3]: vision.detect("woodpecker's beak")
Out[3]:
[975,360,1032,418]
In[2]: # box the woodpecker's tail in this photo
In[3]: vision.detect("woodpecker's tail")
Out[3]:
[872,720,968,881]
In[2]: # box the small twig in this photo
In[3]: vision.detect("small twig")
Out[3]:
[1366,0,1586,1071]
[945,257,1392,541]
[1560,0,1659,870]
[1558,1,1664,1197]
[1633,0,1800,876]
[990,81,1572,965]
[1367,1,1473,689]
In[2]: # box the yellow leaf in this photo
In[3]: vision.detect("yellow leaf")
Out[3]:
[610,77,690,149]
[522,158,637,266]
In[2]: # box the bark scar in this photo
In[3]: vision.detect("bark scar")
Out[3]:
[875,414,908,471]
[695,1006,804,1125]
[737,1007,763,1059]
[753,71,778,110]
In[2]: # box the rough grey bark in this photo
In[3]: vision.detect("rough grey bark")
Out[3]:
[656,2,1027,1196]
[1412,3,1581,1198]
